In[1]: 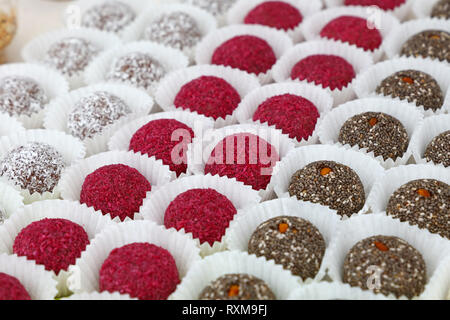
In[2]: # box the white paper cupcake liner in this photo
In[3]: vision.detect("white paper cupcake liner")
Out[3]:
[43,83,154,157]
[353,57,450,117]
[226,0,323,43]
[0,113,25,137]
[0,253,58,300]
[409,114,450,167]
[324,214,450,299]
[300,6,400,62]
[225,197,341,282]
[0,199,115,296]
[271,144,386,215]
[0,181,23,221]
[0,63,70,129]
[271,40,374,106]
[412,0,448,20]
[324,0,412,21]
[187,124,296,201]
[139,173,261,256]
[0,129,86,204]
[84,41,189,96]
[170,251,300,300]
[383,18,450,63]
[21,28,122,89]
[121,3,217,60]
[67,220,201,295]
[63,291,137,300]
[288,281,391,300]
[155,64,261,128]
[235,82,333,146]
[317,97,424,169]
[195,24,294,84]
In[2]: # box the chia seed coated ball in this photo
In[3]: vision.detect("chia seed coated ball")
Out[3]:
[107,52,166,90]
[386,179,450,239]
[81,1,136,33]
[0,273,31,300]
[244,1,303,31]
[344,0,406,10]
[375,70,444,111]
[400,30,450,63]
[187,0,237,17]
[204,133,280,191]
[338,112,409,160]
[320,16,383,51]
[252,94,320,141]
[343,235,427,299]
[199,273,276,300]
[13,218,89,275]
[129,119,195,177]
[0,75,48,117]
[164,188,237,245]
[80,164,152,221]
[424,130,450,167]
[290,54,356,91]
[0,142,65,195]
[288,160,366,217]
[248,216,326,280]
[99,242,180,300]
[431,0,450,19]
[143,12,202,51]
[67,91,131,141]
[174,76,241,120]
[44,37,99,77]
[211,35,277,75]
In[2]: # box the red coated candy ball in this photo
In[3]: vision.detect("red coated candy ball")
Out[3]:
[244,1,303,31]
[320,16,383,51]
[204,133,280,191]
[99,242,180,300]
[344,0,405,10]
[80,164,152,221]
[13,218,89,275]
[290,54,356,91]
[129,119,194,177]
[212,35,277,75]
[174,76,241,120]
[252,94,320,141]
[0,273,31,300]
[164,188,237,245]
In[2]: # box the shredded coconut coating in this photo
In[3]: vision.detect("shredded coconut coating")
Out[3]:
[187,0,237,16]
[82,1,136,33]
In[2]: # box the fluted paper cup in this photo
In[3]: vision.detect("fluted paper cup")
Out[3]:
[0,114,24,137]
[324,0,412,21]
[63,291,137,300]
[185,0,240,26]
[412,0,449,20]
[288,282,391,300]
[0,181,23,221]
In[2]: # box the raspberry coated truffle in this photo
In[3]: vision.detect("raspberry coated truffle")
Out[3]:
[0,273,31,300]
[0,76,48,117]
[164,188,237,245]
[0,142,65,195]
[424,130,450,167]
[81,1,136,33]
[99,242,180,300]
[400,30,450,63]
[211,35,277,75]
[344,0,405,10]
[244,1,303,31]
[199,274,276,300]
[248,216,326,280]
[129,119,195,176]
[68,91,131,140]
[320,16,383,51]
[13,218,89,275]
[290,55,356,91]
[174,76,241,120]
[343,235,427,299]
[204,133,280,191]
[80,164,151,221]
[431,0,450,19]
[252,94,320,141]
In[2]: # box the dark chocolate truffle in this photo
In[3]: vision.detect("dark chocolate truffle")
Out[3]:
[188,0,237,17]
[288,160,366,217]
[344,0,405,10]
[248,216,326,280]
[198,273,276,300]
[0,273,31,300]
[386,179,450,239]
[45,37,99,76]
[343,235,427,299]
[81,1,136,33]
[0,142,65,195]
[424,130,450,167]
[375,70,444,111]
[244,1,303,31]
[338,112,409,160]
[0,76,48,117]
[400,30,450,63]
[431,0,450,19]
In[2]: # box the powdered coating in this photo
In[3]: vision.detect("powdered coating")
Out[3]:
[82,1,136,33]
